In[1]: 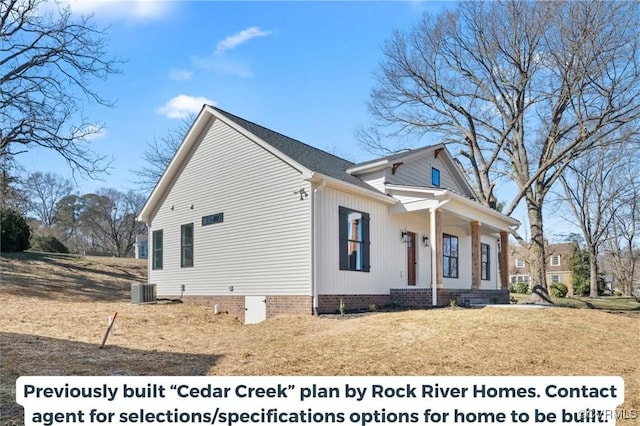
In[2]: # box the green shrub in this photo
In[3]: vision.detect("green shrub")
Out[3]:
[510,281,529,294]
[30,235,69,253]
[0,208,30,252]
[572,278,589,296]
[550,282,568,298]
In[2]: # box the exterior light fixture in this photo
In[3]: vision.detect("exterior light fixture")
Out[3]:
[401,228,409,243]
[422,235,430,247]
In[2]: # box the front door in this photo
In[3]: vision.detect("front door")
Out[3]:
[407,231,416,286]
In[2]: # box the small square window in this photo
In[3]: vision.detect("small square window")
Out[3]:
[550,255,561,267]
[515,258,525,268]
[432,167,441,187]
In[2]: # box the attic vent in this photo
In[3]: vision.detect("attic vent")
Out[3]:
[131,283,157,304]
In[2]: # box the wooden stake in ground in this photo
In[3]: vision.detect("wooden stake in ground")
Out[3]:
[100,312,118,349]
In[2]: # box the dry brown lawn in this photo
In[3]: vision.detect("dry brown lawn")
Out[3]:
[1,252,639,425]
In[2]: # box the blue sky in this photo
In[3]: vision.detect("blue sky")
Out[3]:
[20,1,446,188]
[17,0,569,238]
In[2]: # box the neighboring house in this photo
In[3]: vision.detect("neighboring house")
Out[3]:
[135,230,148,260]
[509,243,574,294]
[137,106,519,323]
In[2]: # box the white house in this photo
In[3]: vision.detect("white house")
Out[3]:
[137,106,519,323]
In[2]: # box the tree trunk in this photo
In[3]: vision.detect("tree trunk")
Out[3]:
[527,201,551,303]
[589,246,599,298]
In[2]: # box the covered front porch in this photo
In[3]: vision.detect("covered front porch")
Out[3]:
[387,184,519,307]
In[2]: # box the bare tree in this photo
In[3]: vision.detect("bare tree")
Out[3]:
[0,0,121,177]
[54,193,84,252]
[603,165,640,297]
[364,1,640,295]
[80,189,145,257]
[22,171,74,230]
[558,146,635,298]
[133,116,193,191]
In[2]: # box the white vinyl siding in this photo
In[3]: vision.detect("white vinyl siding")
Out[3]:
[315,186,431,295]
[148,118,311,297]
[357,170,386,193]
[386,157,462,193]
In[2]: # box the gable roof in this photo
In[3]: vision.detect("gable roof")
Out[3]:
[212,108,377,192]
[346,143,477,199]
[138,106,509,226]
[138,106,387,223]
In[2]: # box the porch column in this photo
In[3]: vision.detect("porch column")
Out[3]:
[500,231,509,290]
[435,210,443,289]
[471,221,480,289]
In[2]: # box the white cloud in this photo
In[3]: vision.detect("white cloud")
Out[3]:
[168,69,193,81]
[215,27,272,55]
[63,0,172,22]
[156,95,215,119]
[190,55,254,78]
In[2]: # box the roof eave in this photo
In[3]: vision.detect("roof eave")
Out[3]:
[305,172,398,205]
[386,184,520,228]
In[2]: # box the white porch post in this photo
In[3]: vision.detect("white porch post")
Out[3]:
[430,207,438,306]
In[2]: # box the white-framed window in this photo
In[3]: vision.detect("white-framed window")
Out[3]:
[339,206,370,272]
[510,275,530,284]
[481,243,490,280]
[550,255,561,267]
[152,230,163,270]
[443,234,459,278]
[432,167,441,187]
[515,258,525,268]
[181,223,194,268]
[551,274,560,283]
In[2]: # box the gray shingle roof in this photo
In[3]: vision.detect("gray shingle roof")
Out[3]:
[213,107,381,193]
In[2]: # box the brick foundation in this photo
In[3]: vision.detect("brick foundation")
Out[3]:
[176,289,509,321]
[266,295,313,317]
[316,294,391,314]
[180,295,246,322]
[178,295,312,323]
[390,288,510,307]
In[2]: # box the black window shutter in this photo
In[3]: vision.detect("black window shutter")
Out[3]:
[362,212,370,272]
[338,207,349,270]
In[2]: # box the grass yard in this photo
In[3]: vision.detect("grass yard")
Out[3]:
[1,252,639,425]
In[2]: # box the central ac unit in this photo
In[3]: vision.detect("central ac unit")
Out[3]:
[131,283,157,304]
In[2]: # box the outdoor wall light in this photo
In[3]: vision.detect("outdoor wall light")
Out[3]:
[401,228,409,243]
[422,235,430,247]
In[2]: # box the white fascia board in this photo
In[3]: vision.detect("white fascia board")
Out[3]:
[345,160,389,174]
[385,184,448,198]
[304,172,398,205]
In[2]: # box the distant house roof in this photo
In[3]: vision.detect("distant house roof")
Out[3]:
[213,107,379,193]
